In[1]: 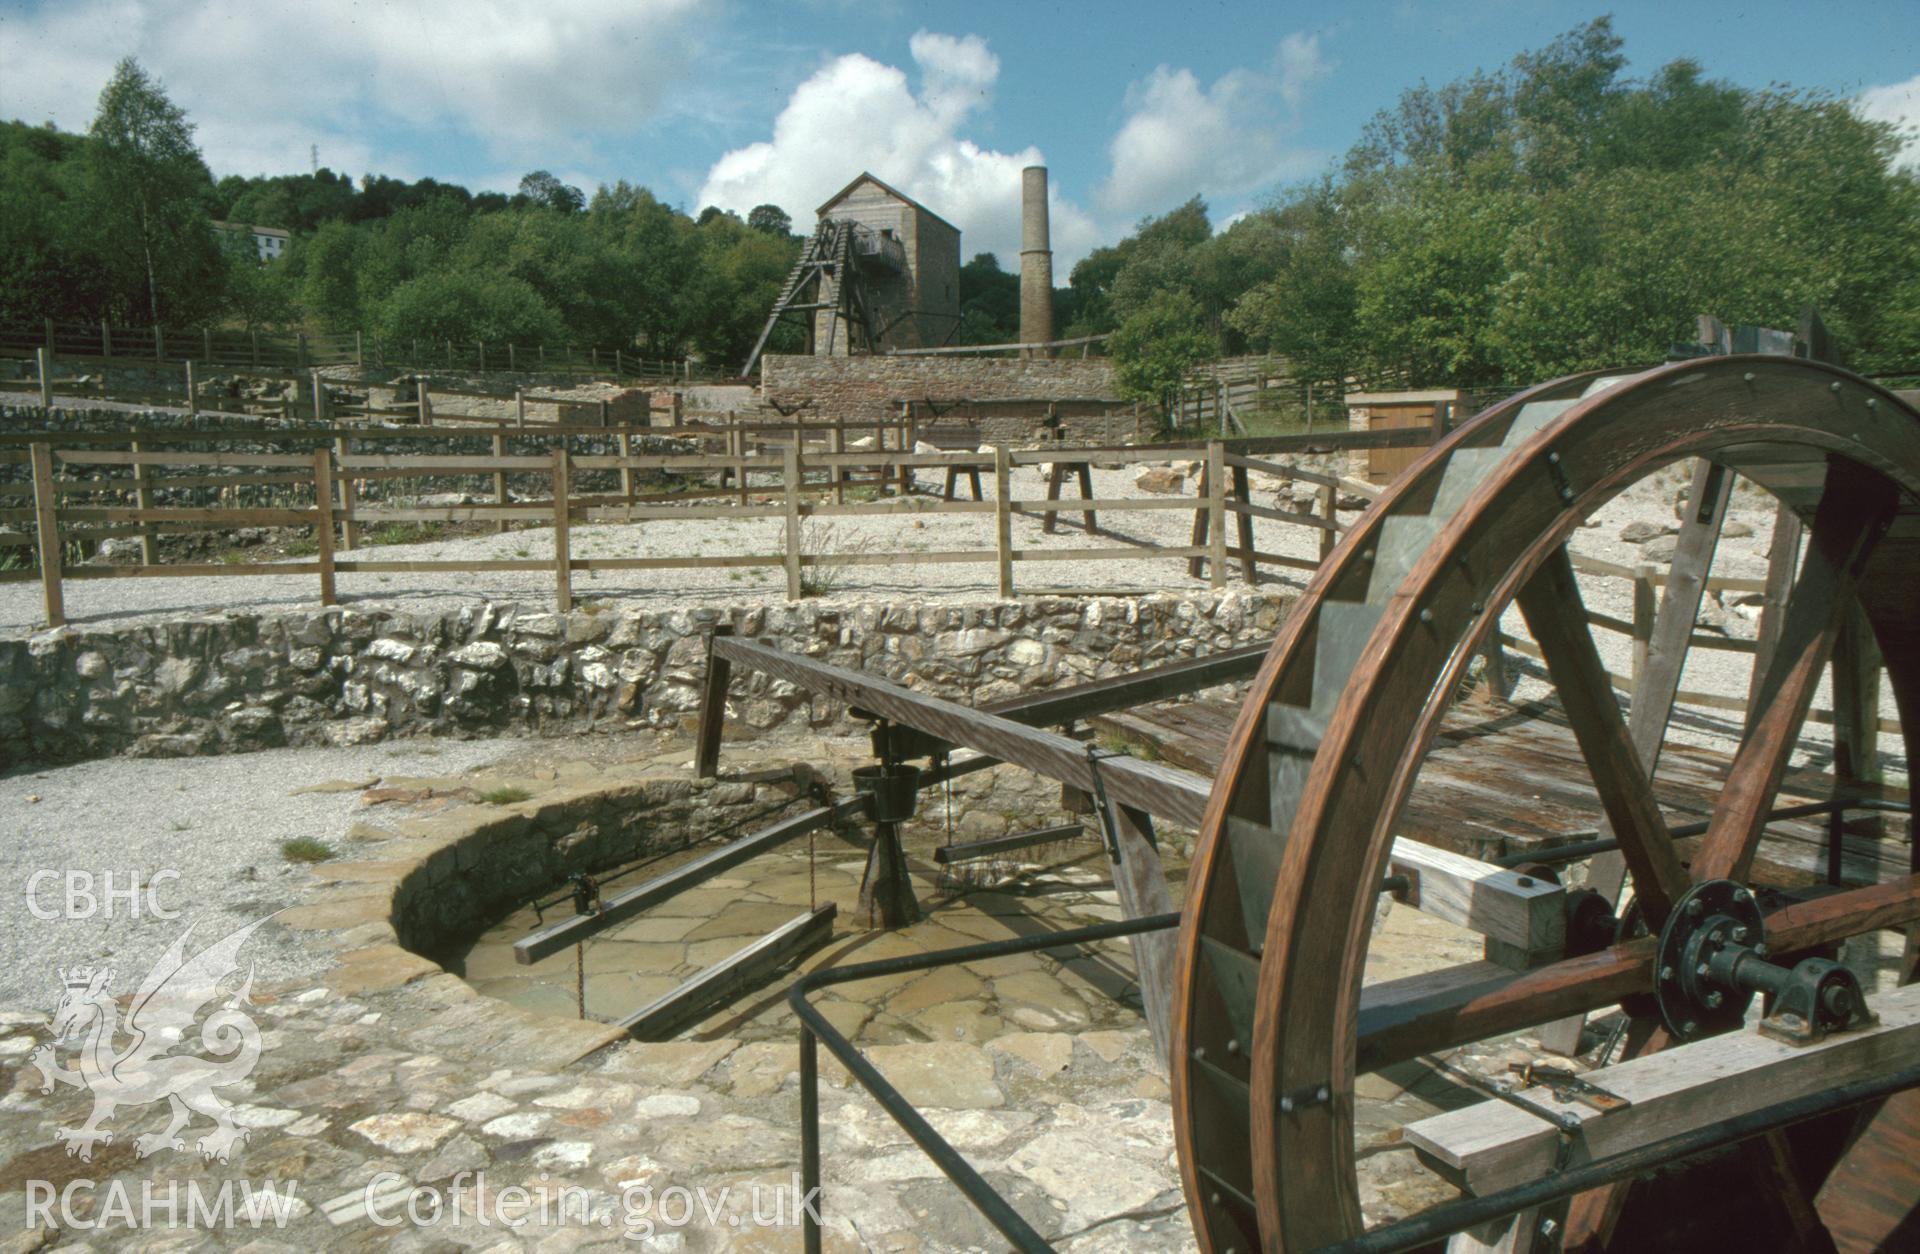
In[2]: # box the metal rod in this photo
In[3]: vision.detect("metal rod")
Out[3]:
[800,1028,821,1254]
[1315,1060,1920,1254]
[792,912,1180,1252]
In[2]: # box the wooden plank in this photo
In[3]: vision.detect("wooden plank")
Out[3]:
[619,905,837,1041]
[1403,982,1920,1196]
[57,449,314,468]
[1748,500,1803,727]
[29,442,63,627]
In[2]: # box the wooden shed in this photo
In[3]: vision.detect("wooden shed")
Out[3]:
[1344,389,1462,485]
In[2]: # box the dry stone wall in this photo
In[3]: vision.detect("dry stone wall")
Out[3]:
[0,590,1288,766]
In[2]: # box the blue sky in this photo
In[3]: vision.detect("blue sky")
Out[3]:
[2,1,1914,268]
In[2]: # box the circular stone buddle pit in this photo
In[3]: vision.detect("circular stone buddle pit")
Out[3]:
[459,737,1166,1048]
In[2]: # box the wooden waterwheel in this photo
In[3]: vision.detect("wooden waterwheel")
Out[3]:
[1171,355,1920,1251]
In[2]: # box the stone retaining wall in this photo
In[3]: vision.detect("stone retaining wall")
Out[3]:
[0,589,1289,766]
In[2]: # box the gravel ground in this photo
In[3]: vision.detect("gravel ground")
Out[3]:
[0,737,530,1005]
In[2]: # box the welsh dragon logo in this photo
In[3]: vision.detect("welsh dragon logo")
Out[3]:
[30,915,275,1163]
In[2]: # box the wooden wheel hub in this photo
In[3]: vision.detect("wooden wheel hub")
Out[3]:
[1170,357,1920,1251]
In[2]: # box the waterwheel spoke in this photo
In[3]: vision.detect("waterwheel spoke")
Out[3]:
[1692,458,1898,884]
[1517,546,1689,926]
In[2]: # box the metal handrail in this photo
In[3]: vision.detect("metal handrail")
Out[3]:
[789,912,1183,1252]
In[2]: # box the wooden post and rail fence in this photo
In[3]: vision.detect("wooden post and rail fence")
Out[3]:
[1,420,1885,745]
[0,319,712,384]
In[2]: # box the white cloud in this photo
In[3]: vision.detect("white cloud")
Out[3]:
[1857,74,1920,169]
[1099,32,1330,220]
[697,30,1102,268]
[0,0,705,178]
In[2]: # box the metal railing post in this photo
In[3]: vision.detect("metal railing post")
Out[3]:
[799,1028,822,1254]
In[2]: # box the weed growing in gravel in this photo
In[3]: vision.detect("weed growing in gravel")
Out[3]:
[1096,732,1161,761]
[168,819,192,831]
[281,837,335,863]
[479,784,533,805]
[796,520,875,597]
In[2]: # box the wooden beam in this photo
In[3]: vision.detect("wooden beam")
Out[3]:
[514,799,860,964]
[618,904,836,1040]
[29,442,63,628]
[1404,982,1920,1196]
[694,624,735,779]
[1107,803,1177,1067]
[707,637,1217,827]
[1388,840,1565,968]
[1357,876,1920,1072]
[932,823,1086,864]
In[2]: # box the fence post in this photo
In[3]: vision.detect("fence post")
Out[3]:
[1207,441,1227,589]
[36,347,52,409]
[552,444,572,612]
[102,320,112,359]
[30,443,64,628]
[203,327,213,361]
[733,414,749,507]
[614,348,622,375]
[310,448,337,606]
[417,375,432,426]
[355,330,364,369]
[44,317,55,355]
[1317,482,1337,561]
[153,324,164,362]
[492,433,510,534]
[597,399,610,427]
[446,339,454,369]
[515,389,526,426]
[784,442,803,600]
[250,329,259,367]
[1631,564,1656,694]
[335,435,360,550]
[296,332,308,369]
[670,392,683,426]
[508,343,516,373]
[477,340,485,372]
[131,436,156,565]
[185,360,197,417]
[831,424,847,506]
[995,444,1014,599]
[618,429,634,506]
[311,368,327,422]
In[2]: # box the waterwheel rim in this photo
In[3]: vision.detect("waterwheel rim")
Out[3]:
[1171,355,1920,1252]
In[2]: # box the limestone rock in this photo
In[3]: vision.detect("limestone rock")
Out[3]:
[349,1112,460,1154]
[987,1032,1073,1074]
[864,1041,1003,1109]
[1134,467,1185,495]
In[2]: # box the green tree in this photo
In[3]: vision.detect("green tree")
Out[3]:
[83,57,220,325]
[747,203,793,236]
[1109,291,1217,427]
[517,170,584,214]
[372,270,566,346]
